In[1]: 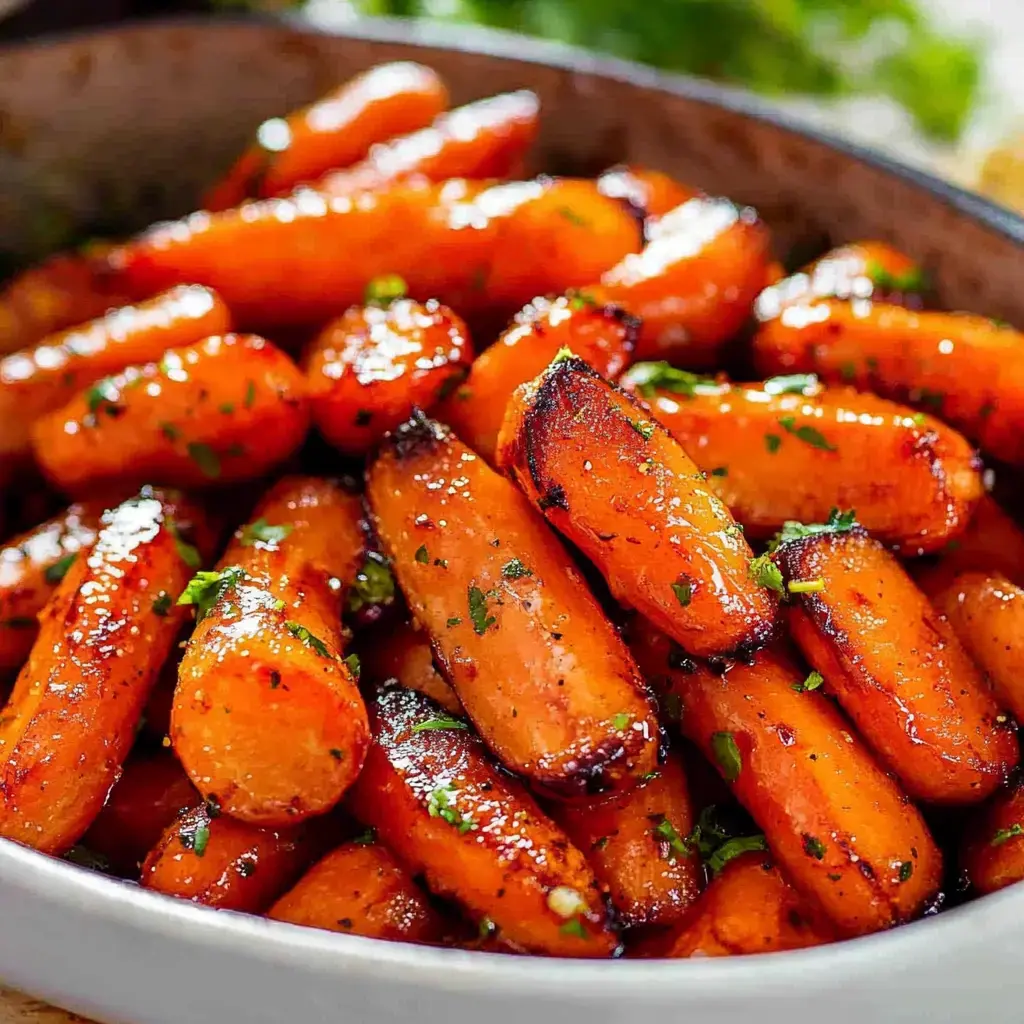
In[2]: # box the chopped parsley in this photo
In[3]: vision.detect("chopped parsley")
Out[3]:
[803,834,826,860]
[762,373,819,396]
[343,653,361,680]
[711,731,742,782]
[352,828,377,846]
[706,834,769,874]
[567,290,598,311]
[652,817,692,861]
[899,861,914,882]
[551,346,576,365]
[765,433,782,454]
[446,616,462,627]
[364,273,408,306]
[186,442,221,479]
[501,558,532,579]
[866,261,927,293]
[218,402,235,414]
[778,415,836,452]
[671,579,692,607]
[557,206,587,226]
[84,377,120,415]
[329,748,344,761]
[612,713,632,732]
[415,545,429,564]
[177,566,245,620]
[624,361,719,399]
[168,519,201,568]
[559,918,588,939]
[992,823,1024,847]
[629,417,656,440]
[468,586,497,636]
[160,422,181,441]
[285,621,332,659]
[411,716,469,734]
[152,591,172,617]
[709,466,728,477]
[346,554,396,614]
[239,519,293,547]
[769,508,857,550]
[244,380,256,409]
[749,554,784,595]
[426,784,474,834]
[677,804,766,876]
[792,670,824,693]
[179,821,211,857]
[44,552,77,585]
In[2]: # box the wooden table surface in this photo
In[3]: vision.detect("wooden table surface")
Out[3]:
[0,988,93,1023]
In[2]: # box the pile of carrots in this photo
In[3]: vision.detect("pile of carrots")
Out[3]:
[1,58,1024,960]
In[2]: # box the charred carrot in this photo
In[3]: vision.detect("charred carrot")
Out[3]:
[779,524,1019,804]
[32,333,308,495]
[204,62,448,209]
[631,627,942,936]
[0,488,215,854]
[596,166,698,221]
[961,785,1024,895]
[497,356,777,659]
[347,685,617,956]
[318,91,539,197]
[366,414,658,798]
[435,294,636,463]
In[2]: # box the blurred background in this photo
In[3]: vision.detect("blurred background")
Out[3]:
[1,0,1022,207]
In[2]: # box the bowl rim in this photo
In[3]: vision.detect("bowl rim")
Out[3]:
[1,7,1023,994]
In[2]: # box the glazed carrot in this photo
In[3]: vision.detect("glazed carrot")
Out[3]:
[912,495,1024,596]
[961,785,1024,895]
[357,619,462,715]
[620,366,982,553]
[631,628,942,936]
[933,573,1024,724]
[106,179,641,330]
[0,499,108,677]
[172,476,369,826]
[347,685,617,957]
[82,754,198,878]
[753,301,1024,465]
[778,525,1018,804]
[141,802,317,911]
[32,333,309,496]
[318,91,540,197]
[638,852,836,958]
[204,62,448,209]
[0,249,129,355]
[596,165,698,221]
[0,285,230,477]
[754,241,926,321]
[550,751,701,929]
[305,298,473,456]
[496,356,777,659]
[595,196,771,367]
[435,294,636,463]
[269,841,446,944]
[366,414,658,798]
[0,488,215,855]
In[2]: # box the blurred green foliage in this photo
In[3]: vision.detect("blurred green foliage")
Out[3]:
[223,0,983,141]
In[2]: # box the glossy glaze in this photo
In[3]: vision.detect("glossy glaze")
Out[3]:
[961,785,1024,896]
[596,166,698,221]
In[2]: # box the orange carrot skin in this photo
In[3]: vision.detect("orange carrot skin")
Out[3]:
[497,357,777,659]
[933,572,1024,724]
[269,841,446,943]
[779,528,1019,804]
[753,301,1024,465]
[318,91,540,197]
[0,499,108,676]
[204,62,448,210]
[961,785,1024,895]
[551,751,701,929]
[347,685,617,957]
[0,285,230,476]
[141,802,316,912]
[0,488,215,855]
[107,179,641,330]
[0,250,129,356]
[173,476,369,826]
[638,853,836,958]
[631,628,942,937]
[82,754,198,878]
[436,294,637,463]
[306,299,473,456]
[755,241,926,321]
[367,415,658,798]
[596,166,698,221]
[32,333,309,496]
[621,374,982,554]
[597,197,771,367]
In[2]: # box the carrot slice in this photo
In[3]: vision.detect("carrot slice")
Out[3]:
[961,785,1024,895]
[596,166,698,221]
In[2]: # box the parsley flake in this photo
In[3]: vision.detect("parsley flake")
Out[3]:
[630,418,655,440]
[501,558,532,579]
[411,716,469,734]
[899,861,914,882]
[352,828,376,846]
[792,670,824,693]
[652,817,692,861]
[285,621,332,659]
[559,918,588,939]
[415,545,429,564]
[152,592,172,617]
[765,433,782,454]
[778,415,836,452]
[346,555,396,614]
[992,823,1024,847]
[749,554,785,595]
[177,566,245,620]
[803,834,826,859]
[623,362,720,400]
[671,579,692,607]
[167,520,201,569]
[769,508,857,550]
[612,713,632,732]
[44,552,77,585]
[446,616,462,627]
[244,381,256,409]
[426,784,474,834]
[706,834,769,874]
[364,273,408,306]
[239,519,293,547]
[763,373,819,396]
[468,586,497,635]
[343,653,361,680]
[711,731,742,782]
[160,422,181,441]
[186,442,221,479]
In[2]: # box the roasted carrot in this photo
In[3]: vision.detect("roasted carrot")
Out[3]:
[754,241,926,321]
[961,784,1024,895]
[631,627,942,936]
[268,840,446,944]
[305,298,473,456]
[172,476,369,826]
[106,179,641,330]
[347,685,617,956]
[357,619,462,715]
[621,366,982,553]
[0,499,108,677]
[435,294,636,463]
[32,333,309,496]
[366,413,658,798]
[82,753,198,877]
[550,750,701,929]
[933,573,1024,724]
[318,91,540,197]
[637,852,836,958]
[753,302,1024,466]
[204,62,448,209]
[497,356,777,659]
[778,525,1018,804]
[0,285,230,478]
[595,196,771,367]
[596,166,698,221]
[141,802,317,911]
[0,488,215,855]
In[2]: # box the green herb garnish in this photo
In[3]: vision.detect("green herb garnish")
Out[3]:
[285,621,332,659]
[769,508,857,550]
[803,834,826,860]
[152,592,172,617]
[186,442,221,479]
[671,579,692,607]
[501,558,533,579]
[168,520,201,569]
[749,554,785,595]
[468,586,497,636]
[343,653,361,680]
[711,731,742,782]
[415,545,429,564]
[992,824,1024,847]
[44,552,77,585]
[762,373,819,395]
[624,362,719,400]
[778,415,836,452]
[427,784,474,834]
[177,566,245,620]
[239,519,293,547]
[792,670,824,693]
[365,273,408,306]
[706,834,769,874]
[765,433,782,454]
[346,555,396,614]
[412,716,470,734]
